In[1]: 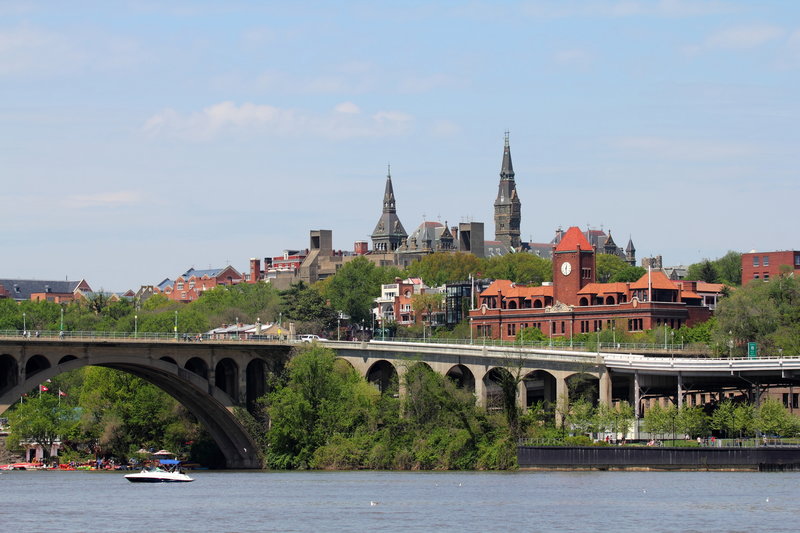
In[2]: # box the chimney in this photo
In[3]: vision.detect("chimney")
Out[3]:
[249,258,261,283]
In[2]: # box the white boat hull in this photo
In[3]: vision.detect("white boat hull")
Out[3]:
[124,470,194,483]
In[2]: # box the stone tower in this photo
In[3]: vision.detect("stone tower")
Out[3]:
[626,236,636,266]
[494,132,521,249]
[371,166,408,252]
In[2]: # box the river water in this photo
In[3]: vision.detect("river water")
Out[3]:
[2,470,798,532]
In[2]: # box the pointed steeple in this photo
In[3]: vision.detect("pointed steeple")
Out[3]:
[383,164,397,213]
[371,165,407,253]
[625,236,636,266]
[494,132,522,249]
[500,131,515,180]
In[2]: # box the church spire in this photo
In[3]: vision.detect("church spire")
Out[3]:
[383,164,396,213]
[494,132,522,249]
[371,164,407,253]
[500,130,515,180]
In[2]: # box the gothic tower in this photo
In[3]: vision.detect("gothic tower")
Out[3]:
[371,166,408,253]
[494,132,521,249]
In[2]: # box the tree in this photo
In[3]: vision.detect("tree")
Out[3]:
[325,257,394,325]
[264,345,379,469]
[713,280,781,355]
[715,251,742,286]
[596,254,630,283]
[755,397,799,437]
[405,252,482,287]
[280,282,337,333]
[8,392,80,460]
[410,292,444,332]
[676,406,709,438]
[480,253,551,285]
[687,260,719,283]
[609,265,646,283]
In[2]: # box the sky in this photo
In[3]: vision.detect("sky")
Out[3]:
[2,1,799,292]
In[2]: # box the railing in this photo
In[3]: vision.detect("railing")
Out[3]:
[518,437,800,448]
[0,330,795,360]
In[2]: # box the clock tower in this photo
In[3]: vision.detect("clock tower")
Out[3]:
[552,226,596,306]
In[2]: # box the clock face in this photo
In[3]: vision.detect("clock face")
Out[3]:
[560,261,572,276]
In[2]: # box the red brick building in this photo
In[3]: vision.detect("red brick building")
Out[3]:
[470,226,720,341]
[161,266,243,303]
[741,250,800,284]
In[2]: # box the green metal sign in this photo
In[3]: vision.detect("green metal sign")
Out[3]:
[747,342,757,358]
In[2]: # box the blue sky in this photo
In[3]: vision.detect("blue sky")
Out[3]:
[2,1,799,291]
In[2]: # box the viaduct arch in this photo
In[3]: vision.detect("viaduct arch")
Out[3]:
[0,340,292,469]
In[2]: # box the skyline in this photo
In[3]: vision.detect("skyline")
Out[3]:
[2,1,799,291]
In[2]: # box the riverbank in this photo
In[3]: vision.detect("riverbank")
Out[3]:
[517,444,800,471]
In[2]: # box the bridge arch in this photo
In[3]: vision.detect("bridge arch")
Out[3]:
[566,372,600,405]
[522,370,557,408]
[445,364,475,393]
[366,360,398,394]
[215,358,239,400]
[0,342,295,469]
[25,355,51,379]
[484,367,515,411]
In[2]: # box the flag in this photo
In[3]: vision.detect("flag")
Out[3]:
[58,389,67,397]
[39,385,49,392]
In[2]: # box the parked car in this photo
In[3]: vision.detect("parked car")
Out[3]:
[299,334,327,343]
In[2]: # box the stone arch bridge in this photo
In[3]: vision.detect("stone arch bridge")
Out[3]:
[2,337,796,467]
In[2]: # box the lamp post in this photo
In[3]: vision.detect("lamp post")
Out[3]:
[23,312,26,333]
[174,311,178,341]
[60,307,64,333]
[337,314,341,341]
[134,315,138,339]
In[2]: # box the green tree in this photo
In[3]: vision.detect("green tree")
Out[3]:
[325,257,394,325]
[609,265,647,283]
[280,282,337,333]
[715,251,742,286]
[264,345,380,469]
[405,252,482,287]
[755,397,799,437]
[687,260,719,283]
[8,392,80,460]
[596,254,630,283]
[480,253,551,285]
[676,406,709,438]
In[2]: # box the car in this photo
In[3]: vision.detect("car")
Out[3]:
[299,334,326,343]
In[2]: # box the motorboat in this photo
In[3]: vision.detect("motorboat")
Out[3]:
[124,459,194,483]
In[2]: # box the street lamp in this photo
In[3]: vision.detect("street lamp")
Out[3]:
[23,312,26,335]
[134,315,138,338]
[174,311,178,341]
[60,307,64,333]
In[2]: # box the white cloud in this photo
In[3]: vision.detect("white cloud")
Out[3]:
[334,102,361,114]
[68,191,144,209]
[142,101,413,140]
[705,24,784,49]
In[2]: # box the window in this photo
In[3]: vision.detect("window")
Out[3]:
[507,323,517,336]
[764,274,770,280]
[176,282,184,290]
[753,256,760,267]
[582,268,591,279]
[763,256,769,267]
[754,274,760,279]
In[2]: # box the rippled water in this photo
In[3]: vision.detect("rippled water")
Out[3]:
[2,469,798,532]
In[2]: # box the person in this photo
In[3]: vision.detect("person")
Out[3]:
[59,330,64,339]
[35,330,40,338]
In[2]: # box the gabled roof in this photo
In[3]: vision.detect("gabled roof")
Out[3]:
[0,279,90,301]
[630,270,678,290]
[554,226,594,253]
[480,280,552,299]
[578,282,630,295]
[480,279,515,297]
[696,282,725,293]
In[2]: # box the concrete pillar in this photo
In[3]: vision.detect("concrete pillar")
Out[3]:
[517,380,527,410]
[555,375,568,426]
[599,371,612,407]
[634,371,641,419]
[474,373,486,408]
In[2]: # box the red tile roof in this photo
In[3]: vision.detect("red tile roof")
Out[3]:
[630,270,678,290]
[578,282,630,295]
[554,226,593,252]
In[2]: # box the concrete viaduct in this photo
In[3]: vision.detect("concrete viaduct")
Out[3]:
[2,337,798,468]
